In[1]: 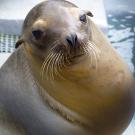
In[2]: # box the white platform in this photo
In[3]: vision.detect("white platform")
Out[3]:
[0,53,11,68]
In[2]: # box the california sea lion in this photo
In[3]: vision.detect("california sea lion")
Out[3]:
[0,0,135,135]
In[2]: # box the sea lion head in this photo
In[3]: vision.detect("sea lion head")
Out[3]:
[17,0,97,70]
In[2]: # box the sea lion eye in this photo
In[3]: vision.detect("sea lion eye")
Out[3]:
[32,29,44,40]
[80,14,87,23]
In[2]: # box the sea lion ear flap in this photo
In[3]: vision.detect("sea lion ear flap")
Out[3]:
[86,10,93,17]
[15,37,24,49]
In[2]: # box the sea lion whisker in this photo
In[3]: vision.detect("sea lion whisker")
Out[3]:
[58,53,69,79]
[40,41,60,80]
[87,44,98,70]
[91,47,98,69]
[84,43,93,68]
[87,42,100,58]
[46,41,60,55]
[41,44,57,73]
[81,41,89,54]
[80,41,93,68]
[52,53,61,80]
[61,53,67,68]
[50,50,63,80]
[79,41,86,53]
[54,53,61,77]
[83,45,89,55]
[88,42,101,63]
[82,41,94,66]
[88,42,98,53]
[47,52,58,80]
[57,53,64,73]
[53,53,63,80]
[49,54,56,80]
[40,58,47,79]
[50,52,60,80]
[58,51,69,68]
[65,54,71,66]
[60,54,68,80]
[41,52,54,80]
[41,54,52,80]
[47,51,65,80]
[88,41,101,59]
[44,52,56,80]
[41,40,64,81]
[59,52,64,70]
[48,40,59,48]
[55,52,66,80]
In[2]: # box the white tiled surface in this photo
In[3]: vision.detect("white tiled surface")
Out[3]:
[0,53,11,68]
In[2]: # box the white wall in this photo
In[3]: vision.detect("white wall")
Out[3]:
[69,0,107,29]
[0,0,107,35]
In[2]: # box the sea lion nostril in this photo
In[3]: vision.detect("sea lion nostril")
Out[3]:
[66,33,78,47]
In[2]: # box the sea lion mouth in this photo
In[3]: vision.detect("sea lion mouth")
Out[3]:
[57,44,86,62]
[52,39,101,63]
[70,53,84,59]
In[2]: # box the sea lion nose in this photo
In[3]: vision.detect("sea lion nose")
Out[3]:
[66,33,77,47]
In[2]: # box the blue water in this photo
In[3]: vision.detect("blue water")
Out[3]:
[107,11,135,73]
[105,3,135,134]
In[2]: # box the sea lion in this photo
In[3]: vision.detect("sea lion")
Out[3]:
[0,0,135,135]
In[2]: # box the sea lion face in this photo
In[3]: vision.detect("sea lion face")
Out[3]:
[22,1,94,66]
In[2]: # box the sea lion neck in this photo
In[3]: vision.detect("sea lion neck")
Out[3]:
[23,44,92,129]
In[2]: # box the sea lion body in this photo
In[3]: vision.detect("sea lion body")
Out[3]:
[0,0,135,135]
[0,47,89,135]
